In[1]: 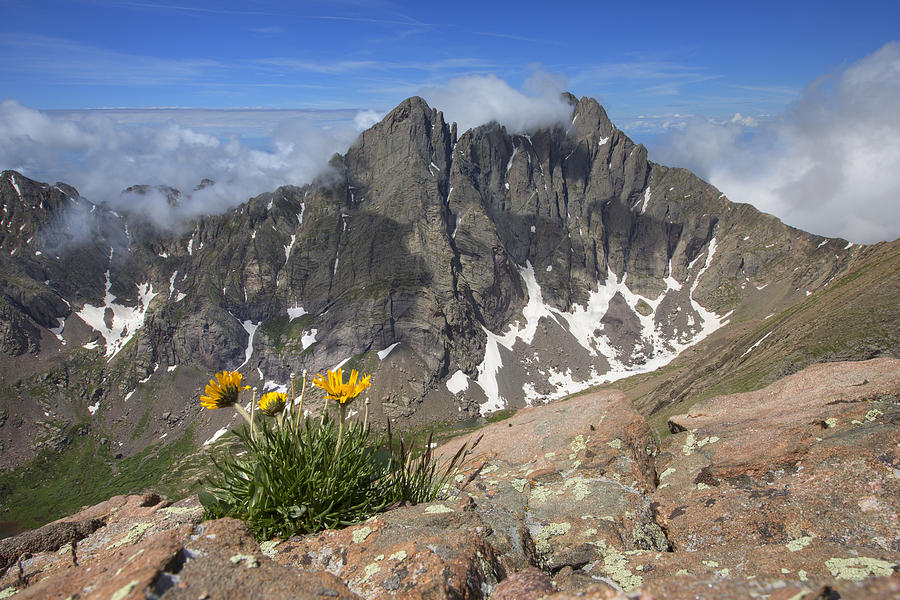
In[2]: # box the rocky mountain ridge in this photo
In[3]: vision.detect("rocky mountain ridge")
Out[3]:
[0,94,876,526]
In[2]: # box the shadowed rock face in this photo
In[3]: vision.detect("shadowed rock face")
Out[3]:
[1,359,896,599]
[0,94,866,476]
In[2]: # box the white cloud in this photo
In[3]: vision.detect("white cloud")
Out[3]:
[418,72,573,134]
[353,109,383,131]
[650,42,900,244]
[0,101,377,227]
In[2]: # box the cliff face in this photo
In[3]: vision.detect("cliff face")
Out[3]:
[0,95,863,472]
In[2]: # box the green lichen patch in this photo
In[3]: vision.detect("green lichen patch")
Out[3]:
[259,540,280,559]
[363,563,381,581]
[110,579,140,600]
[631,520,669,551]
[562,476,592,501]
[530,485,559,503]
[597,540,644,591]
[570,435,587,453]
[109,522,153,549]
[865,408,884,422]
[159,505,202,517]
[229,554,260,568]
[424,504,454,514]
[534,521,572,554]
[388,550,408,562]
[824,556,896,581]
[786,535,814,552]
[352,526,373,543]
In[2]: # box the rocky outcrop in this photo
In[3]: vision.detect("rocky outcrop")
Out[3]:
[2,359,896,599]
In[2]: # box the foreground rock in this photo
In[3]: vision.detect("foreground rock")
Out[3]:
[1,358,897,599]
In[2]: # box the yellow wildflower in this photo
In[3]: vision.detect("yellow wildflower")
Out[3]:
[201,370,249,409]
[258,391,287,417]
[312,368,371,405]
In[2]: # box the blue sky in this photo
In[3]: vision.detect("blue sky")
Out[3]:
[2,0,896,121]
[2,0,900,241]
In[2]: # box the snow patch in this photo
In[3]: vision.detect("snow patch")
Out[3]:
[844,241,853,250]
[297,202,305,225]
[639,187,651,213]
[598,137,609,146]
[475,262,560,411]
[446,370,469,394]
[301,328,317,350]
[506,147,519,173]
[263,380,288,393]
[377,342,399,360]
[88,401,100,415]
[167,364,177,372]
[287,305,307,320]
[741,331,773,357]
[284,234,296,262]
[236,319,260,370]
[817,240,828,248]
[204,428,229,446]
[76,250,158,359]
[9,173,21,197]
[49,317,66,345]
[472,238,730,412]
[187,239,194,255]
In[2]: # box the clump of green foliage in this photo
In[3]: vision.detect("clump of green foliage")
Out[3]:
[197,370,473,539]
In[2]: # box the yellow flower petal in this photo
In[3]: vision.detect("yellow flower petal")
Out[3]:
[312,368,372,405]
[200,370,246,409]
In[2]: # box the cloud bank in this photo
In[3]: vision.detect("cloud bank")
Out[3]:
[0,102,369,227]
[650,42,900,244]
[419,72,573,134]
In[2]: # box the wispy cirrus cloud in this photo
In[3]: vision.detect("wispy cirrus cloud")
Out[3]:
[470,31,563,46]
[0,34,223,86]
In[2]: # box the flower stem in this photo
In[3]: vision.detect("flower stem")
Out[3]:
[295,370,307,438]
[363,398,370,430]
[333,403,346,462]
[234,403,253,425]
[249,388,257,441]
